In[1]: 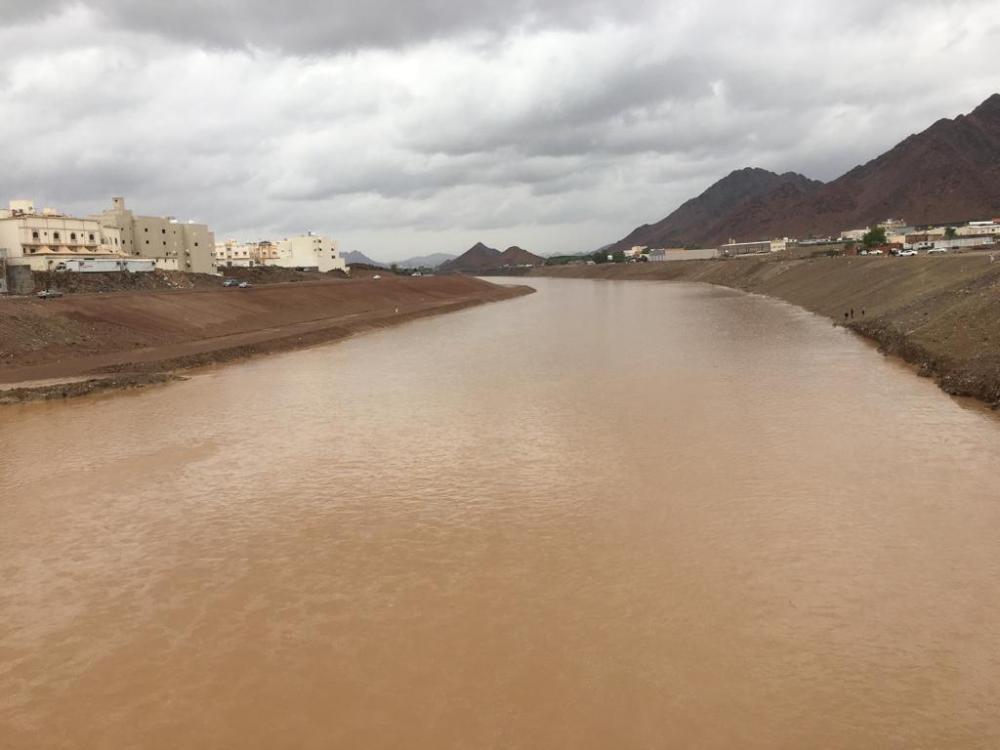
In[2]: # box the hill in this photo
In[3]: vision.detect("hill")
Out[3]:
[397,253,456,269]
[496,246,545,267]
[613,168,821,249]
[437,242,501,273]
[343,250,386,267]
[611,93,1000,248]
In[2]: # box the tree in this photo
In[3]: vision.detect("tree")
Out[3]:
[945,226,958,239]
[591,251,607,264]
[862,225,887,248]
[612,250,626,263]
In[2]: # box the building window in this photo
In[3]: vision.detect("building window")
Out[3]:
[53,232,60,240]
[162,228,166,234]
[32,231,39,239]
[144,227,149,232]
[194,242,199,247]
[145,240,149,245]
[163,241,167,246]
[70,233,77,240]
[89,233,95,241]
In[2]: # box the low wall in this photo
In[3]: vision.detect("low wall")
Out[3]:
[650,249,719,262]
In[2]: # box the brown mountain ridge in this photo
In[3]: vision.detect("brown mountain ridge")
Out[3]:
[439,243,544,273]
[612,93,1000,249]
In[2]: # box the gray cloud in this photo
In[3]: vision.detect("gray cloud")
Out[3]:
[0,0,998,259]
[0,0,646,51]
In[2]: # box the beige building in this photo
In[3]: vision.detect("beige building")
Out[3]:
[265,233,346,273]
[215,239,258,268]
[93,197,216,275]
[0,199,126,271]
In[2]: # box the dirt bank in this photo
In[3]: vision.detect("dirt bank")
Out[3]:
[532,255,1000,407]
[0,276,532,402]
[28,266,345,295]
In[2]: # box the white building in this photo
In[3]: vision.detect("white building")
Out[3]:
[265,233,346,273]
[92,197,216,275]
[0,200,127,272]
[956,221,1000,237]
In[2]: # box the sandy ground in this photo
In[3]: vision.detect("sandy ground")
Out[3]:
[0,275,531,402]
[532,254,1000,407]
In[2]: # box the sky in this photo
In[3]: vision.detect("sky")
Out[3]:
[0,1,998,261]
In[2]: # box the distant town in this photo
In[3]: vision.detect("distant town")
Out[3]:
[616,215,1000,264]
[0,196,345,294]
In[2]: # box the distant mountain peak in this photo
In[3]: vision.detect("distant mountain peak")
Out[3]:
[611,168,821,249]
[610,92,1000,248]
[438,242,543,273]
[343,250,386,267]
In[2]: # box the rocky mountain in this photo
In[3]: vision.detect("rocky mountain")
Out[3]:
[342,250,386,267]
[437,242,502,273]
[612,93,1000,248]
[496,246,545,267]
[613,168,821,250]
[397,253,456,269]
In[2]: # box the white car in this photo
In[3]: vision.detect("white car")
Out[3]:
[868,249,883,255]
[898,250,918,257]
[927,247,948,254]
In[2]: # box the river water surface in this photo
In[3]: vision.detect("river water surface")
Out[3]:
[2,277,1000,748]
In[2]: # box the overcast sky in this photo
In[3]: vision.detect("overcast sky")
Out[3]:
[1,1,998,260]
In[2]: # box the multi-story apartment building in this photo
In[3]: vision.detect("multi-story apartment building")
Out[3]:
[0,199,126,271]
[93,197,216,275]
[215,239,257,268]
[264,233,346,273]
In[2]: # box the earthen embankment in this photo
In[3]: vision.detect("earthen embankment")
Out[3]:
[0,276,532,402]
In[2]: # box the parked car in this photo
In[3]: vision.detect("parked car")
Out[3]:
[868,249,883,255]
[223,278,240,287]
[859,250,869,256]
[898,250,919,257]
[373,274,381,279]
[238,281,253,288]
[927,247,948,254]
[36,289,64,299]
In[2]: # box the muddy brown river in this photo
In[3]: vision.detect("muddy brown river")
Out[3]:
[2,277,1000,749]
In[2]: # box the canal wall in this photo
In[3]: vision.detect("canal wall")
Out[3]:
[532,255,1000,407]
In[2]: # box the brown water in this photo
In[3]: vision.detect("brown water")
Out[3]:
[2,277,1000,749]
